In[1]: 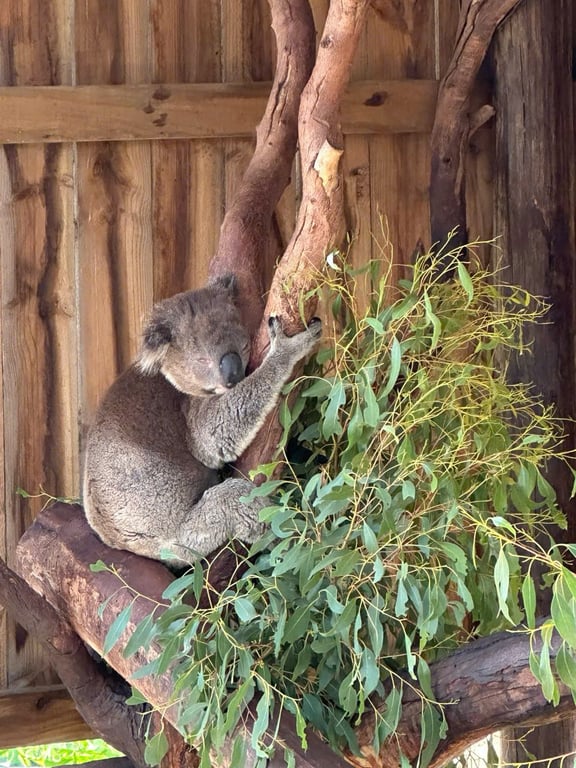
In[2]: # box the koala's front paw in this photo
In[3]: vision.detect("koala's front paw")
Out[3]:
[267,315,322,363]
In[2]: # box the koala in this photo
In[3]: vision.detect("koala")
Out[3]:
[83,275,321,567]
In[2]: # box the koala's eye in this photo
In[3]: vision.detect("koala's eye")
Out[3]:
[196,357,211,365]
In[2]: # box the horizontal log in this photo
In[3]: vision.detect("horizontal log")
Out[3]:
[16,503,576,768]
[0,686,92,749]
[0,80,438,144]
[16,504,348,767]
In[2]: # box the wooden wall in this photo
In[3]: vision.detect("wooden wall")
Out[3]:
[0,0,492,748]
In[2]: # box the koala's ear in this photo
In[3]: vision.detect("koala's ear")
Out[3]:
[137,321,172,375]
[210,273,238,297]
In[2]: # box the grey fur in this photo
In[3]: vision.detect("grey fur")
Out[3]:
[83,276,322,567]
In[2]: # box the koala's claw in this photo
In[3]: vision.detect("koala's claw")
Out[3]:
[307,317,322,340]
[268,315,281,340]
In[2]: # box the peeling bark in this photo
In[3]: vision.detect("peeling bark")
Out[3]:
[429,0,524,251]
[15,504,348,768]
[0,541,191,768]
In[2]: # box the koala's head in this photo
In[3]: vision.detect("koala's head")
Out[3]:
[137,275,251,396]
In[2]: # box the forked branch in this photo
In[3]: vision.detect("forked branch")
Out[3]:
[209,0,316,338]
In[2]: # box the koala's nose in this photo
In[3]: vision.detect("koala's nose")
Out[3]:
[219,352,245,388]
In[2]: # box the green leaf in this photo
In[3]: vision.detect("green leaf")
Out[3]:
[381,336,402,397]
[494,547,512,622]
[362,522,379,554]
[551,577,576,648]
[90,560,110,573]
[538,640,557,703]
[235,596,258,623]
[457,261,474,304]
[322,380,346,439]
[124,612,157,658]
[521,573,537,629]
[103,603,133,656]
[283,604,311,644]
[144,731,168,767]
[556,643,576,693]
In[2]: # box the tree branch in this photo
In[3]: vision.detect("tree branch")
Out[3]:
[16,504,576,768]
[238,0,371,475]
[429,0,524,251]
[351,629,573,768]
[208,0,316,338]
[0,550,190,767]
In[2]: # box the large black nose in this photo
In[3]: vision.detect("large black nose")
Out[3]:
[219,352,245,388]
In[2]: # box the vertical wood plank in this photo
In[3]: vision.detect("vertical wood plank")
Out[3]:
[0,0,77,690]
[344,0,435,291]
[151,0,224,298]
[76,0,153,428]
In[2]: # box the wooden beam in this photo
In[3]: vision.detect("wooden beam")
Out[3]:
[0,80,438,144]
[0,686,92,749]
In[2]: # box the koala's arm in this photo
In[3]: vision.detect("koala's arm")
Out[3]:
[184,317,321,468]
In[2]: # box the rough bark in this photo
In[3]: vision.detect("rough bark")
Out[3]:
[16,504,348,768]
[429,0,524,252]
[238,0,371,475]
[352,630,574,768]
[0,544,191,768]
[492,0,576,764]
[208,0,316,339]
[16,504,576,768]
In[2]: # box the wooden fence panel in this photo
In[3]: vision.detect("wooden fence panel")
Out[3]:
[0,0,490,750]
[0,0,77,695]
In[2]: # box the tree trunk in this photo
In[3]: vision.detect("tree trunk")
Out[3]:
[492,0,576,763]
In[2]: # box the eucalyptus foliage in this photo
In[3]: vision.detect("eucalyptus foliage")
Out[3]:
[99,244,576,767]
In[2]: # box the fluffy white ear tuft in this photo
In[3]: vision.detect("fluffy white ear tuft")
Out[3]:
[137,321,172,375]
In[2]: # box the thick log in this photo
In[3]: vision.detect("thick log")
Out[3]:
[16,503,349,768]
[429,0,524,250]
[15,503,576,768]
[0,532,189,767]
[353,630,574,768]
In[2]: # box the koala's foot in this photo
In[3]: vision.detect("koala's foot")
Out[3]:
[175,478,268,563]
[267,315,322,364]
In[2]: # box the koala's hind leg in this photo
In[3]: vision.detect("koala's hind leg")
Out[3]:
[172,478,268,565]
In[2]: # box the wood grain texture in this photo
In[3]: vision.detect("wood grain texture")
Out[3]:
[0,686,92,748]
[345,0,436,281]
[493,2,576,759]
[0,80,439,144]
[151,0,223,299]
[0,0,77,695]
[76,0,153,431]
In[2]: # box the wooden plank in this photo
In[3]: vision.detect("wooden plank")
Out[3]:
[0,0,77,697]
[350,1,435,267]
[76,0,153,429]
[0,686,92,748]
[0,80,439,144]
[150,0,223,298]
